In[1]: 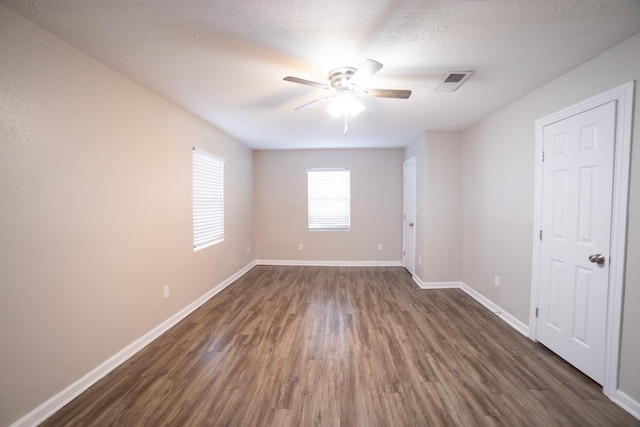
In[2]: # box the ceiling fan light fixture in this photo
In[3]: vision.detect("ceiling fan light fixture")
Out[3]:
[326,91,365,118]
[283,59,410,132]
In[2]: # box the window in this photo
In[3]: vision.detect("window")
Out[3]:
[308,168,350,231]
[192,148,224,250]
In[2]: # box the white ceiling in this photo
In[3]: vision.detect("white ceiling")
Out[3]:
[3,0,640,150]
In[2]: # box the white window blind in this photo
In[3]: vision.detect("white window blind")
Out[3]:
[192,148,224,250]
[308,168,350,231]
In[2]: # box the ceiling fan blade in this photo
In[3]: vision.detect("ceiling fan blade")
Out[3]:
[364,88,412,99]
[350,59,383,86]
[283,76,329,88]
[294,96,332,111]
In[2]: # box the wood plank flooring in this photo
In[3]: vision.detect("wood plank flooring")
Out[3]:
[41,266,639,426]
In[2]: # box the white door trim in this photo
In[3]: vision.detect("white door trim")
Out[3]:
[529,81,634,397]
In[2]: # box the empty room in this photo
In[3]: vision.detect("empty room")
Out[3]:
[1,1,640,426]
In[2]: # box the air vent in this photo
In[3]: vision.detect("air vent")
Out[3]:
[435,71,472,92]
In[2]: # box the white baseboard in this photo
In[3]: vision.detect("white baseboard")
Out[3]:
[14,262,636,425]
[415,279,463,289]
[433,281,639,420]
[434,282,639,419]
[613,389,640,420]
[459,282,529,337]
[11,261,256,427]
[409,277,529,336]
[255,259,402,267]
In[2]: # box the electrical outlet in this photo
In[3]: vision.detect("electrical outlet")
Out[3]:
[494,275,500,287]
[298,243,303,250]
[418,256,422,265]
[163,285,170,298]
[246,245,250,253]
[378,243,383,251]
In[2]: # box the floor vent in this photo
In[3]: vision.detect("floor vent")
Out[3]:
[435,71,472,92]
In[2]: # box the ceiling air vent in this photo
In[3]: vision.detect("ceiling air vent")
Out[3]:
[435,71,472,92]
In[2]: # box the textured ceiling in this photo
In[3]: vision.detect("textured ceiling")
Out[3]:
[2,0,640,149]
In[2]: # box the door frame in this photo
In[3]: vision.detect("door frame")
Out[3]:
[403,157,416,275]
[529,81,634,397]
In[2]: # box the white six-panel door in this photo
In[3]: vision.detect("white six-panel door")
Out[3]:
[403,158,416,275]
[537,101,616,384]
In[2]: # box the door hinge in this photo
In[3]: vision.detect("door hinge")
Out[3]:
[541,151,545,162]
[535,307,539,318]
[403,250,406,256]
[539,230,543,241]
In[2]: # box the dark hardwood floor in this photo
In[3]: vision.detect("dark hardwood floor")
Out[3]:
[42,266,639,426]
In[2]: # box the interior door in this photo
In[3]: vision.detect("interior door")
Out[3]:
[537,101,616,384]
[403,158,416,275]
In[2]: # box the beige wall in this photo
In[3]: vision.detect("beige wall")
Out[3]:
[404,132,462,283]
[461,32,640,402]
[3,3,639,424]
[254,149,403,262]
[0,8,254,425]
[424,132,462,283]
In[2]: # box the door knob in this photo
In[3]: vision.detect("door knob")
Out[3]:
[588,254,605,266]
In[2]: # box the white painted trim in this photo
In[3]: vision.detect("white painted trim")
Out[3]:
[529,81,634,399]
[410,277,529,336]
[417,280,463,289]
[255,259,402,267]
[603,82,634,398]
[10,261,257,427]
[14,259,636,425]
[529,113,545,340]
[613,390,640,421]
[460,282,530,337]
[419,276,638,422]
[411,274,423,288]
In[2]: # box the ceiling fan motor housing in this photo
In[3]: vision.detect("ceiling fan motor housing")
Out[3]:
[284,59,412,112]
[329,67,357,90]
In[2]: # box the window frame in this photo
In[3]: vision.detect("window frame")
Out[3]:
[192,148,225,251]
[307,168,351,231]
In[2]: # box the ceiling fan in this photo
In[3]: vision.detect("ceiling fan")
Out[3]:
[283,59,412,132]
